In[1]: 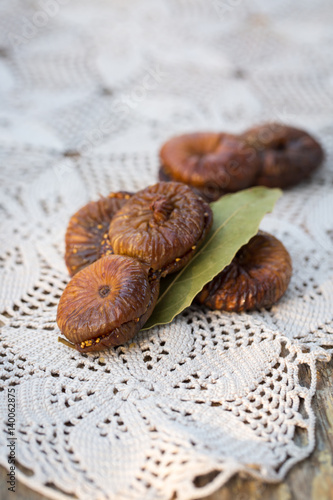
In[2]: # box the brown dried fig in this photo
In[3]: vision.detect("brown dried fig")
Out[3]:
[242,123,324,188]
[108,182,213,276]
[65,191,132,276]
[159,132,261,202]
[196,231,292,312]
[57,255,159,353]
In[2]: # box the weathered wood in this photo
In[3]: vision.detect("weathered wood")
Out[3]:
[1,358,332,500]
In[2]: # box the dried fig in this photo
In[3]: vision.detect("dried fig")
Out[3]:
[242,123,324,188]
[65,192,132,276]
[57,255,159,353]
[159,132,261,202]
[196,231,292,312]
[108,182,213,276]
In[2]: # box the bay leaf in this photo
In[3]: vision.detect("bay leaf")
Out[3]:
[143,186,282,329]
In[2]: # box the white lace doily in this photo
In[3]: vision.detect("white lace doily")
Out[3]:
[1,1,333,499]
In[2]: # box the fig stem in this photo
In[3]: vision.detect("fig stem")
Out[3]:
[150,196,173,223]
[58,336,76,350]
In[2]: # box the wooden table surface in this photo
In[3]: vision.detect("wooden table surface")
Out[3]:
[1,357,332,500]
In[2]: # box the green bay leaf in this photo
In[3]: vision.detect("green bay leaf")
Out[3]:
[143,186,282,330]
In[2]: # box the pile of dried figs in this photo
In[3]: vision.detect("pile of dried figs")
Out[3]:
[58,182,213,352]
[57,122,324,353]
[159,122,324,201]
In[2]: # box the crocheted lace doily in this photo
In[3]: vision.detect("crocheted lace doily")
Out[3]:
[1,1,333,499]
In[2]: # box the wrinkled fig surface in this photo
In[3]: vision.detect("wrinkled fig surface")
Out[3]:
[65,192,132,276]
[159,124,324,199]
[57,255,160,352]
[159,132,260,201]
[241,123,324,188]
[108,182,213,276]
[196,231,292,312]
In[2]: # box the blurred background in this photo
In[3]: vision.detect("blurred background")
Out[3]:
[1,0,332,209]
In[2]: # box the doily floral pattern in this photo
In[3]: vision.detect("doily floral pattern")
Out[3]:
[0,1,333,499]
